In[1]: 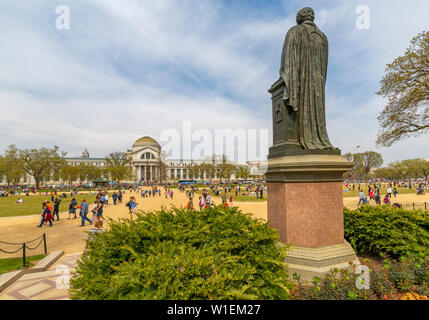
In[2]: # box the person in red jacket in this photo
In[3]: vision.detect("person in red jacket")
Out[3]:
[38,202,53,227]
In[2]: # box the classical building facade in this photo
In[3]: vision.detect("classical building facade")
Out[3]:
[0,136,266,186]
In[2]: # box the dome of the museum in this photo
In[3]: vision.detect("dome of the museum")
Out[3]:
[133,136,160,148]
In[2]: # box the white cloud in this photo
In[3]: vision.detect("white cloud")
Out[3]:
[0,0,427,164]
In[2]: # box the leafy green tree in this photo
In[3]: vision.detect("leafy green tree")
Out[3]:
[201,159,216,182]
[234,165,250,181]
[105,152,132,183]
[60,165,80,186]
[377,31,429,147]
[343,153,363,179]
[391,162,411,180]
[19,146,65,190]
[0,155,6,185]
[343,152,383,179]
[77,163,90,183]
[86,165,103,181]
[155,151,168,183]
[216,155,236,182]
[360,151,383,178]
[188,163,200,180]
[2,145,25,188]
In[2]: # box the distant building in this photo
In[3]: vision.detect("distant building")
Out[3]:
[0,136,266,186]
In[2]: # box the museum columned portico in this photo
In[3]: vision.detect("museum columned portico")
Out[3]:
[128,137,164,182]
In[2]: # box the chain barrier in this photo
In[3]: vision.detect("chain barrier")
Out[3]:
[0,234,48,267]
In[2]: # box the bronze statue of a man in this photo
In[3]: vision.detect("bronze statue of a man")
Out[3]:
[280,7,336,150]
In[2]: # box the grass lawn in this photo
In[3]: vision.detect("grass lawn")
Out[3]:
[342,186,418,198]
[0,193,113,218]
[0,254,46,275]
[192,191,266,202]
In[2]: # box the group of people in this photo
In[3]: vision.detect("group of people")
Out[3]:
[357,185,402,208]
[38,191,109,228]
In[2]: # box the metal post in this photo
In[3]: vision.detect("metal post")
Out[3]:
[425,202,427,211]
[43,233,47,255]
[413,203,415,210]
[22,243,26,267]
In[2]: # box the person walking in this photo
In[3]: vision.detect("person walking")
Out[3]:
[127,196,138,220]
[53,198,61,221]
[112,192,118,205]
[375,192,381,206]
[38,202,53,227]
[68,198,77,219]
[96,197,105,222]
[198,196,204,211]
[358,190,365,207]
[186,197,194,210]
[387,187,392,198]
[45,201,53,220]
[91,201,99,224]
[79,199,92,227]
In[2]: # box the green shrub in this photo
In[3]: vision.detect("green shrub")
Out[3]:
[344,205,429,258]
[70,206,293,300]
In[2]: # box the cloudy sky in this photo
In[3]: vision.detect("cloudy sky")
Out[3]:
[0,0,428,164]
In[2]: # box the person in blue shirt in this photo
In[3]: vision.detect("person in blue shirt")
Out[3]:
[79,199,92,227]
[112,192,118,205]
[357,191,365,206]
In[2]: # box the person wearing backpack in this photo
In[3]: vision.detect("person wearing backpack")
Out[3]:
[186,197,194,210]
[68,198,77,219]
[53,198,61,221]
[383,195,391,205]
[38,202,53,227]
[375,192,381,206]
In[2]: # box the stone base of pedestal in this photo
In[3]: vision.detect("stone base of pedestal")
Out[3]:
[285,241,360,282]
[266,154,359,281]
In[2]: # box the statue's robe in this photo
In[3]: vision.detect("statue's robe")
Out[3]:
[280,21,335,150]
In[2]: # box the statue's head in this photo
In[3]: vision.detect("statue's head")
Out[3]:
[296,7,315,24]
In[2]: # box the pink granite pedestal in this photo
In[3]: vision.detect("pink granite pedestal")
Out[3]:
[266,154,360,281]
[268,181,344,247]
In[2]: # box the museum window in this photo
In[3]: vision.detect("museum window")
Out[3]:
[170,169,175,178]
[141,152,154,160]
[176,169,181,179]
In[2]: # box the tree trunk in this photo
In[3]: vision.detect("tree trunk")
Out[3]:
[35,177,40,191]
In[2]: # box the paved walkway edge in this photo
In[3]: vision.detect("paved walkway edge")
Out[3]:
[0,250,64,293]
[28,251,65,273]
[0,270,23,293]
